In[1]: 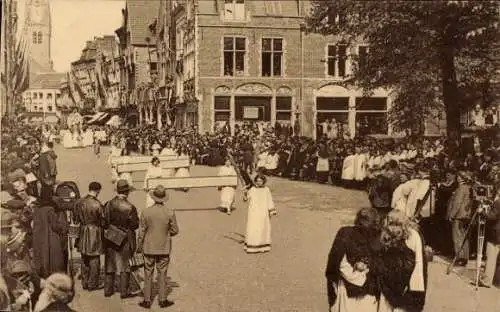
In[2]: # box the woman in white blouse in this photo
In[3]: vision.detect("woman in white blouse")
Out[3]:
[144,156,163,209]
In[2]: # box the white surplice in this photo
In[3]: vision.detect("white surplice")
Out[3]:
[245,186,276,253]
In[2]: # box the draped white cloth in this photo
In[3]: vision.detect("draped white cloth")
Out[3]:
[144,164,164,210]
[245,186,275,253]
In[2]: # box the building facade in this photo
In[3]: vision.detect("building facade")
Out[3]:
[159,0,391,138]
[22,72,65,123]
[70,35,120,109]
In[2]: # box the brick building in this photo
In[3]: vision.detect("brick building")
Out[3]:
[167,0,392,138]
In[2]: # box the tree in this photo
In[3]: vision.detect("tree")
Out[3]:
[306,0,499,141]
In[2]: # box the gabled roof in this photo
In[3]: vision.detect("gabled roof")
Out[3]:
[126,0,160,46]
[29,72,66,89]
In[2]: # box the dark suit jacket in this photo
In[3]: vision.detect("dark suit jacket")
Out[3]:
[486,199,500,244]
[137,203,179,255]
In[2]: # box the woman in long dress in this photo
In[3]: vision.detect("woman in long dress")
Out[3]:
[144,156,163,210]
[377,210,427,312]
[325,208,381,312]
[218,157,237,215]
[244,174,276,254]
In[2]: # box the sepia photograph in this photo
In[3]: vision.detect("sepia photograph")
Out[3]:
[0,0,499,311]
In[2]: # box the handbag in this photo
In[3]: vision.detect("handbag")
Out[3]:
[104,224,127,247]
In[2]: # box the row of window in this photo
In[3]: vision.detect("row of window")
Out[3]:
[223,36,367,78]
[30,105,53,112]
[32,31,43,44]
[26,92,53,100]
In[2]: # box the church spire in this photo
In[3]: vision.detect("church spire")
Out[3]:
[24,0,53,75]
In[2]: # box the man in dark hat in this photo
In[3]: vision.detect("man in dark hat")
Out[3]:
[38,141,58,200]
[73,182,104,291]
[137,185,178,309]
[102,179,139,298]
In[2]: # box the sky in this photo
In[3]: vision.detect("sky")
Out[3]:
[17,0,125,72]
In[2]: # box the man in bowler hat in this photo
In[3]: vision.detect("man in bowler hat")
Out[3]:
[137,185,179,309]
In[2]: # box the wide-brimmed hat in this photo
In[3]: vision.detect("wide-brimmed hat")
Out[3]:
[149,185,169,203]
[116,179,131,193]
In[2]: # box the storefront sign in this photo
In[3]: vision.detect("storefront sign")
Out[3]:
[243,107,259,119]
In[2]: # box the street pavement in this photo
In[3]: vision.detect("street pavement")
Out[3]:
[55,145,500,312]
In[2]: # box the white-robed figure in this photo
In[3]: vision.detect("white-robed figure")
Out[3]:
[109,143,123,183]
[83,128,94,147]
[218,157,237,215]
[244,174,277,254]
[404,169,432,220]
[62,129,74,148]
[174,152,191,192]
[144,156,164,210]
[341,152,355,186]
[117,155,134,187]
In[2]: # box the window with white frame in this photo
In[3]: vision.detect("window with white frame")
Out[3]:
[327,44,348,78]
[223,37,246,76]
[355,97,388,135]
[224,0,245,20]
[262,38,283,77]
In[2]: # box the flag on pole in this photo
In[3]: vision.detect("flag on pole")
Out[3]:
[66,72,77,105]
[11,32,30,95]
[71,69,85,102]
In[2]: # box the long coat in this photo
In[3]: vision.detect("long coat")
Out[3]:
[73,195,104,256]
[38,150,57,185]
[102,195,139,273]
[32,204,68,278]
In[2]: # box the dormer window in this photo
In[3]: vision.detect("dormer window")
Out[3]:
[224,0,245,21]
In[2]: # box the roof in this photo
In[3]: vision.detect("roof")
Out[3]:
[29,73,66,89]
[127,0,160,46]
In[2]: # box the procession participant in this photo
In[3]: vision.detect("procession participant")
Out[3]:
[218,157,238,215]
[325,208,380,312]
[144,157,163,209]
[446,169,473,267]
[405,168,432,221]
[117,155,134,188]
[378,210,426,312]
[243,175,277,254]
[93,129,101,157]
[73,182,104,291]
[354,146,368,189]
[264,149,280,176]
[33,185,70,279]
[82,127,93,147]
[316,144,330,184]
[341,147,355,188]
[368,166,392,218]
[137,185,178,309]
[102,179,139,298]
[160,143,176,156]
[38,142,58,200]
[174,147,191,192]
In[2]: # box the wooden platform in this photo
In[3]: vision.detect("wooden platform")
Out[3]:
[146,176,238,189]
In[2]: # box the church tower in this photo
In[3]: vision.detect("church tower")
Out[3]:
[23,0,53,76]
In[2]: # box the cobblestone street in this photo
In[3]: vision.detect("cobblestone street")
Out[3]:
[56,146,499,312]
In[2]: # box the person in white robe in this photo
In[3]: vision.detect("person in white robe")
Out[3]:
[257,149,269,172]
[83,128,94,147]
[62,130,74,148]
[354,147,368,187]
[391,180,414,214]
[264,150,279,176]
[341,151,355,188]
[404,170,432,220]
[244,175,276,254]
[144,156,163,210]
[218,158,237,215]
[160,144,177,156]
[174,152,191,192]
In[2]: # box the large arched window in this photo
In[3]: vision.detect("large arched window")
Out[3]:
[32,32,37,44]
[37,32,42,44]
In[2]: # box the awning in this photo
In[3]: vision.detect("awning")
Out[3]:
[106,115,122,127]
[87,112,108,124]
